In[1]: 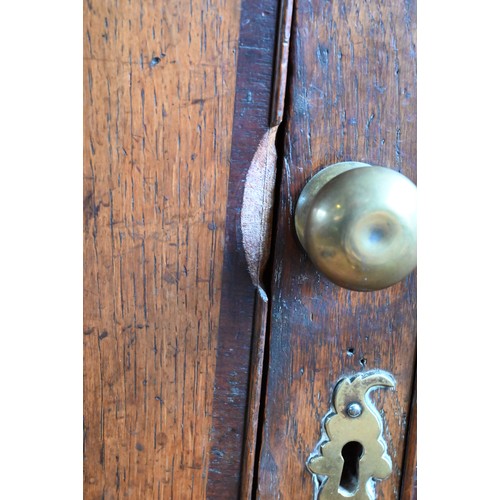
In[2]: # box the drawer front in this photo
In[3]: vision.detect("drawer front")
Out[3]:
[256,0,417,498]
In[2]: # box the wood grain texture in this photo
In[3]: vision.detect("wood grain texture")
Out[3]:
[206,0,280,496]
[239,289,269,500]
[83,1,241,498]
[270,0,294,127]
[401,376,417,499]
[256,0,417,498]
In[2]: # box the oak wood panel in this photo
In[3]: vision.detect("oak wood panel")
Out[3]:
[257,0,417,498]
[83,1,241,498]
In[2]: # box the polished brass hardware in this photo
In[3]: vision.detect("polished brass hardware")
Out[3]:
[346,402,363,418]
[307,371,395,499]
[295,162,417,291]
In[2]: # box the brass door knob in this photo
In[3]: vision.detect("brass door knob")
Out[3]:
[295,162,417,291]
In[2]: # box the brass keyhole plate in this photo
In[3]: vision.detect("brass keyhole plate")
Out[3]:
[307,370,395,499]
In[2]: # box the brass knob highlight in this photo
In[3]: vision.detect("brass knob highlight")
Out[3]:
[295,162,417,291]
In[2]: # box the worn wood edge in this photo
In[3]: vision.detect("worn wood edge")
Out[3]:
[206,0,281,496]
[400,370,417,499]
[239,125,278,498]
[239,1,294,495]
[239,288,269,499]
[269,0,294,127]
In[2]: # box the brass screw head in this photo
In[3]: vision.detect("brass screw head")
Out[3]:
[346,402,363,418]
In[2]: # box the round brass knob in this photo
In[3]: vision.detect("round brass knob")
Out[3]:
[295,162,417,291]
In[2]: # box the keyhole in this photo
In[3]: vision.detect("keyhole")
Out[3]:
[339,441,364,494]
[368,226,385,244]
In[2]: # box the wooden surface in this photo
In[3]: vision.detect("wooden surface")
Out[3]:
[269,0,294,127]
[83,1,241,498]
[206,0,280,497]
[401,378,417,499]
[256,0,417,498]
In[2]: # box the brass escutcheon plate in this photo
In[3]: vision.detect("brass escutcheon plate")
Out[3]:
[307,370,395,499]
